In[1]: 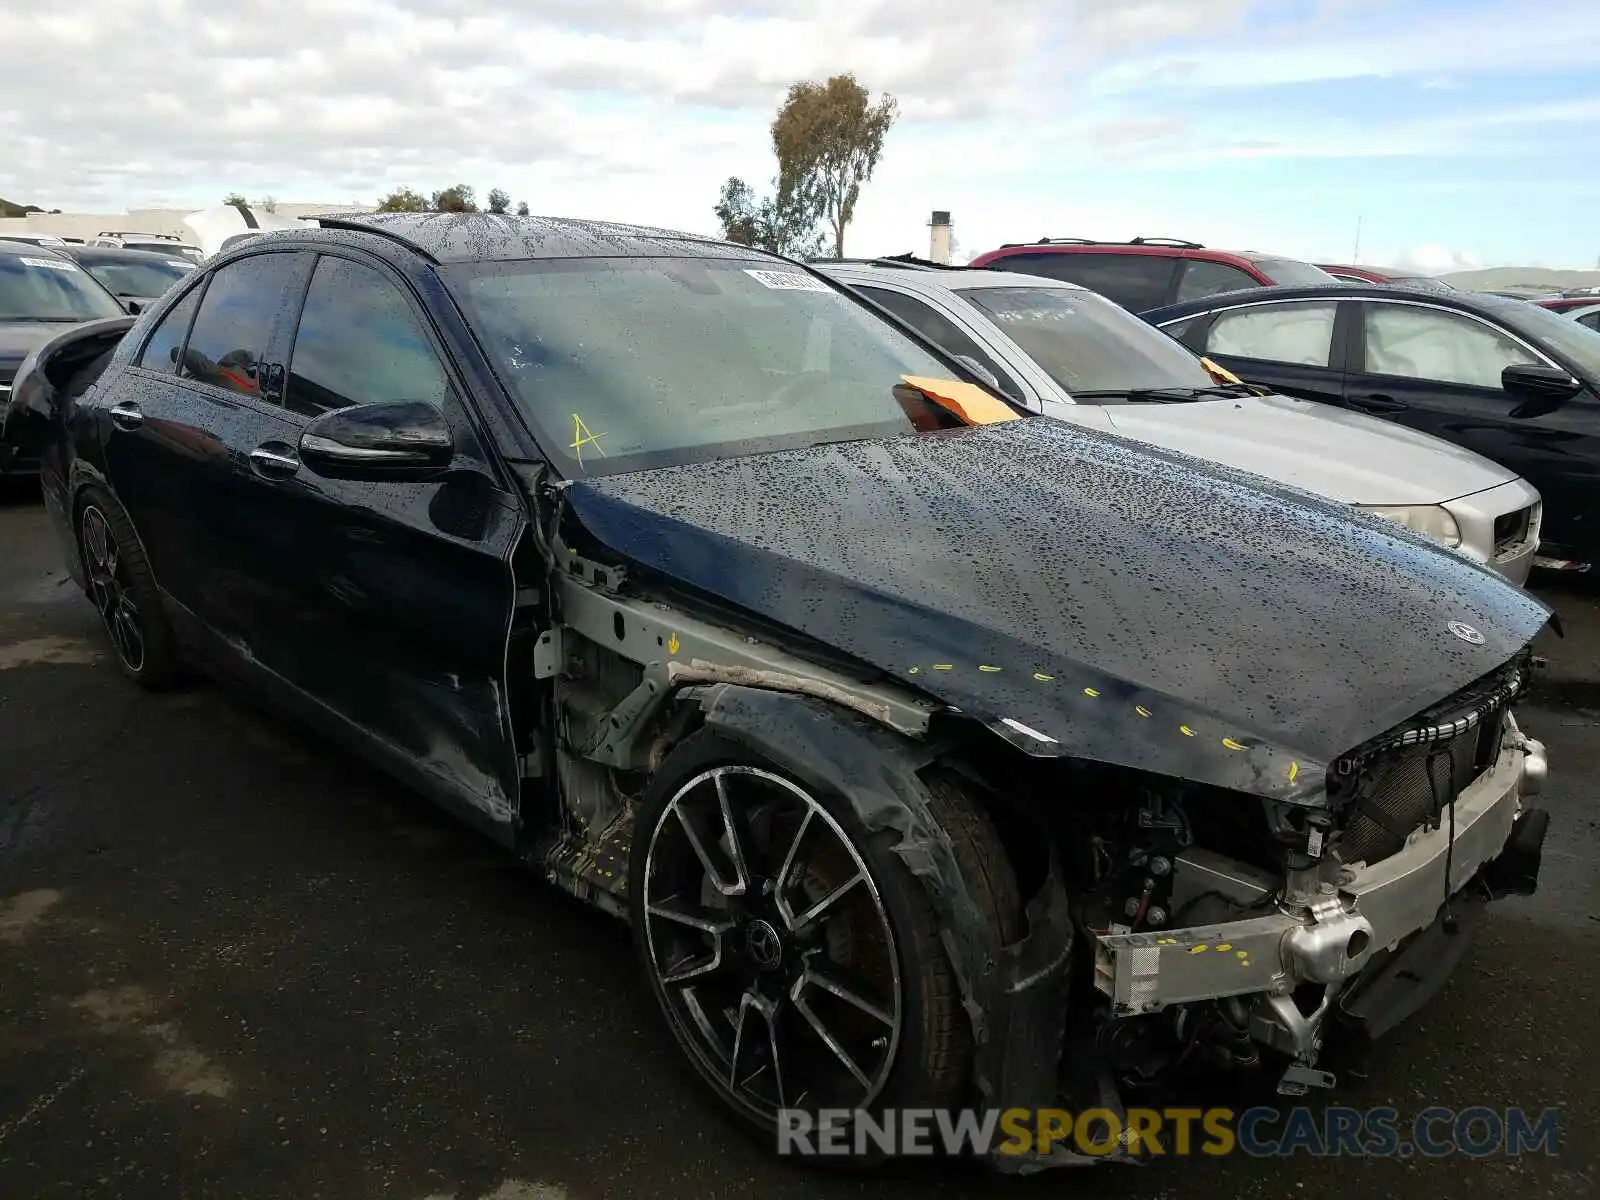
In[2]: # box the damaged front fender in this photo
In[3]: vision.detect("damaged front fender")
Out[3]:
[686,682,1087,1168]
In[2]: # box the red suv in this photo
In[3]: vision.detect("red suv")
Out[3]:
[967,237,1339,313]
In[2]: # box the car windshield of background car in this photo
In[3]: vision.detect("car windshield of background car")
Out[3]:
[449,256,976,475]
[0,255,127,321]
[1499,299,1600,380]
[959,285,1219,401]
[1242,256,1341,286]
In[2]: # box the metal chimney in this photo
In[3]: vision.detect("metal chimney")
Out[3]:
[929,210,952,264]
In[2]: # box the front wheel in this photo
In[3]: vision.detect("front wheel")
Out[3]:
[76,487,180,688]
[629,729,1019,1149]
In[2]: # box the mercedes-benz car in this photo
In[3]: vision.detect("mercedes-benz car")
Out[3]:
[1,214,1553,1169]
[817,257,1541,584]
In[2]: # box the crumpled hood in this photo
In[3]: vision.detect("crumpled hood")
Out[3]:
[566,418,1550,802]
[0,322,67,373]
[1102,393,1518,505]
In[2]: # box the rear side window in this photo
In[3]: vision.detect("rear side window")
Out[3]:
[286,256,450,418]
[990,252,1177,312]
[182,252,307,399]
[1176,259,1259,301]
[1206,301,1339,367]
[137,284,203,374]
[853,285,1025,400]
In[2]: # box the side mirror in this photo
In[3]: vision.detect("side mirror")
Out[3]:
[121,297,143,315]
[1502,363,1580,416]
[299,401,455,478]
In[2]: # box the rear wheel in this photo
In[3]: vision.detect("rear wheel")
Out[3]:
[630,730,1019,1149]
[76,487,179,688]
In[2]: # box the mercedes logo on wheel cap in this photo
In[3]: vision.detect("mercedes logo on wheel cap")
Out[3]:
[1448,621,1486,645]
[745,919,783,970]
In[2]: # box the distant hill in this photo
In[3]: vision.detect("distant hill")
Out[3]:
[0,196,45,218]
[1441,266,1600,294]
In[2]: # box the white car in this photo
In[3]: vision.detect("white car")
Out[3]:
[818,259,1541,584]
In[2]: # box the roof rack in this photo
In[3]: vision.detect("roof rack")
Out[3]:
[996,235,1206,250]
[97,230,181,240]
[811,252,970,271]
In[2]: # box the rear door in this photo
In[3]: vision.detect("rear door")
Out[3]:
[1170,297,1348,404]
[988,251,1180,311]
[1345,298,1600,556]
[95,250,313,639]
[220,250,526,831]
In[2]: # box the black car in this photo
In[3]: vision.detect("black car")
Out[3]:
[59,244,196,313]
[0,241,128,475]
[2,214,1553,1167]
[1143,283,1600,570]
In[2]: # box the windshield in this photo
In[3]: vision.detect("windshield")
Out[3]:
[1500,299,1600,379]
[0,254,126,321]
[958,285,1217,400]
[449,256,968,475]
[80,256,193,298]
[1243,256,1340,286]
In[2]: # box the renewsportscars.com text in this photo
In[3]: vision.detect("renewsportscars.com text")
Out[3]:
[777,1105,1562,1159]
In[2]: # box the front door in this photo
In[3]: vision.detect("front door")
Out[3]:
[1183,298,1348,405]
[1345,299,1600,559]
[220,250,526,832]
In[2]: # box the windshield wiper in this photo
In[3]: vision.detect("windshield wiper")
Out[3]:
[1071,383,1257,403]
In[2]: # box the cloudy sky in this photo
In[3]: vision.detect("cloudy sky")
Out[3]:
[5,0,1599,271]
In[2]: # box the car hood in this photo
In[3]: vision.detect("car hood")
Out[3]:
[1101,393,1518,505]
[565,418,1550,804]
[0,321,72,372]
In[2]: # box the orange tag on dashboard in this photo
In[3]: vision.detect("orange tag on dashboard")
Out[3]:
[899,376,1021,426]
[1200,357,1244,385]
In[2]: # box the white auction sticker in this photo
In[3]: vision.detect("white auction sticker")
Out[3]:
[166,260,195,269]
[20,256,78,271]
[744,268,833,293]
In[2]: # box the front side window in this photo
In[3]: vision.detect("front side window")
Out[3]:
[137,284,204,375]
[182,252,308,398]
[987,252,1178,311]
[1207,301,1338,367]
[854,285,1025,400]
[1364,304,1537,388]
[959,285,1217,399]
[286,256,450,418]
[1176,259,1258,301]
[0,254,126,321]
[448,256,963,476]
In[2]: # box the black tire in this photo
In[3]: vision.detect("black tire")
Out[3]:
[75,485,181,689]
[628,728,1020,1157]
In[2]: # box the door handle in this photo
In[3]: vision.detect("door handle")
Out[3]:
[109,401,143,431]
[1350,392,1407,414]
[248,443,300,480]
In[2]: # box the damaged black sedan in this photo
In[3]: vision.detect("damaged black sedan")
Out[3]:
[1,214,1554,1170]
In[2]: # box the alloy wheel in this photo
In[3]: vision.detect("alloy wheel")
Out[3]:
[641,765,903,1123]
[80,505,145,674]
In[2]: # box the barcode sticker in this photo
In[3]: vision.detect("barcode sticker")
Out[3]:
[20,256,78,271]
[744,268,833,293]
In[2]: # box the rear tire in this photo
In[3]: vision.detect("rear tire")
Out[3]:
[75,486,180,689]
[628,729,1019,1156]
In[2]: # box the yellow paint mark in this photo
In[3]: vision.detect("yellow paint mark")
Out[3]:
[1222,737,1248,751]
[1288,761,1300,784]
[1215,944,1232,952]
[1189,945,1208,955]
[1033,672,1054,682]
[570,413,606,466]
[978,664,1002,673]
[933,664,953,672]
[1135,705,1152,718]
[1236,951,1249,960]
[908,666,922,675]
[666,632,680,656]
[1083,687,1100,698]
[1180,725,1196,737]
[1157,938,1179,945]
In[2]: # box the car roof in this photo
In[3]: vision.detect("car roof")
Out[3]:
[61,244,195,264]
[818,260,1089,296]
[1140,281,1527,324]
[267,211,768,265]
[0,240,71,261]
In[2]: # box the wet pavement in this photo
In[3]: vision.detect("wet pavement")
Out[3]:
[0,484,1595,1199]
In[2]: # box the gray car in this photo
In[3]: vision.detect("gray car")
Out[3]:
[818,259,1542,584]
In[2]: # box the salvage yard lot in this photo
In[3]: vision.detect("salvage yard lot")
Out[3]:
[0,488,1595,1200]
